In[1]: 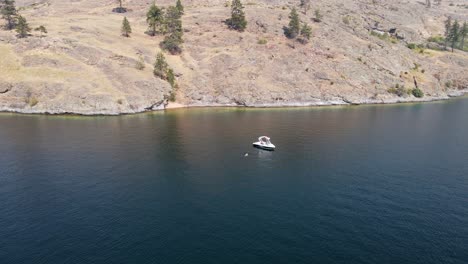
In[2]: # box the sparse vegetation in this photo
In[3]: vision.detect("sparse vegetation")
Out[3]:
[412,88,424,98]
[407,43,417,49]
[299,23,312,43]
[226,0,247,32]
[146,3,164,36]
[135,55,145,70]
[459,21,467,51]
[257,38,267,44]
[284,8,300,39]
[176,0,184,15]
[448,19,460,52]
[34,25,47,37]
[388,84,408,97]
[154,52,168,79]
[437,18,467,52]
[370,31,398,43]
[1,0,17,30]
[167,68,176,88]
[160,6,184,54]
[313,9,323,23]
[342,15,350,25]
[121,17,131,37]
[15,15,30,38]
[153,52,178,102]
[25,95,38,107]
[444,17,452,50]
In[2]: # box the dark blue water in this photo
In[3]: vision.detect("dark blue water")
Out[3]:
[1,99,468,264]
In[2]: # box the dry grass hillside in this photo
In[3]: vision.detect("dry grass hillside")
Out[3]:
[0,0,467,114]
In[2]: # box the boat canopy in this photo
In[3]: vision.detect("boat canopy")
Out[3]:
[259,136,271,142]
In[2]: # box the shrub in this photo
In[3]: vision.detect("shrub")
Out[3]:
[313,9,323,22]
[388,85,407,97]
[407,43,417,49]
[427,35,445,44]
[135,55,145,70]
[28,97,38,107]
[257,38,267,44]
[412,88,424,98]
[342,16,350,25]
[445,80,453,88]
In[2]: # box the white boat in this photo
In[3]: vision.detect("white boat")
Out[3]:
[253,136,276,151]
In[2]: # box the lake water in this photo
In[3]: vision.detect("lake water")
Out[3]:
[1,99,468,264]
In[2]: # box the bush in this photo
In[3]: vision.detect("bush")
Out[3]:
[427,35,445,44]
[257,38,267,44]
[342,16,350,25]
[160,33,183,55]
[388,85,408,97]
[412,88,424,98]
[28,97,38,107]
[135,55,146,70]
[407,43,417,49]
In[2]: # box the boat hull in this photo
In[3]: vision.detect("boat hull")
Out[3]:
[253,143,275,151]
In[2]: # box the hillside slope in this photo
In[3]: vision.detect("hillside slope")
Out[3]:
[0,0,467,114]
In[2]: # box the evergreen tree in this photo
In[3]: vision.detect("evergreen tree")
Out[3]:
[146,3,164,36]
[161,6,183,54]
[226,0,247,32]
[444,16,452,50]
[1,0,17,30]
[460,21,467,50]
[285,8,300,39]
[154,52,168,79]
[176,0,184,15]
[167,68,176,88]
[299,23,312,43]
[448,20,460,52]
[34,25,47,37]
[121,17,132,37]
[314,9,323,22]
[165,5,182,33]
[15,15,30,38]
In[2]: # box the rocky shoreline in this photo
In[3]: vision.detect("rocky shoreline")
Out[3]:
[1,89,466,116]
[1,0,467,116]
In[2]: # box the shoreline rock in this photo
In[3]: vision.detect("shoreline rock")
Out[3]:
[1,90,466,116]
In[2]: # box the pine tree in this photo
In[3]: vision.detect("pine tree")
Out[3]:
[176,0,184,15]
[1,0,17,30]
[226,0,247,32]
[444,16,452,50]
[121,17,132,37]
[460,21,467,51]
[448,20,460,52]
[299,23,312,43]
[146,3,164,36]
[154,52,168,79]
[285,8,300,39]
[167,68,176,88]
[34,25,47,37]
[161,6,183,54]
[314,9,323,22]
[15,15,30,38]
